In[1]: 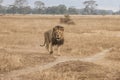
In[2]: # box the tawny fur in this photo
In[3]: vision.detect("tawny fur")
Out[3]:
[40,25,64,55]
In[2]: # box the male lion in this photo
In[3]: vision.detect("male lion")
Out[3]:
[40,25,64,55]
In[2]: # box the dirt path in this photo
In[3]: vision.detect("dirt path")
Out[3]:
[0,48,112,80]
[81,48,112,62]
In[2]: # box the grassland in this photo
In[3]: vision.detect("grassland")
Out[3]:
[0,15,120,80]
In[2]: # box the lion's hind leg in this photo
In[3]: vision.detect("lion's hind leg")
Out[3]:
[44,33,49,52]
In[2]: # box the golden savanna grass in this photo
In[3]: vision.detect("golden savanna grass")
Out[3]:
[0,15,120,79]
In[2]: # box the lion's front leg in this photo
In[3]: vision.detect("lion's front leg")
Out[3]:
[57,46,61,56]
[49,43,53,54]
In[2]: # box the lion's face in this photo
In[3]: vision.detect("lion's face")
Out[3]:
[53,26,64,41]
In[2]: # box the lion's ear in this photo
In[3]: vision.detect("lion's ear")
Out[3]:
[53,26,59,31]
[60,27,64,31]
[53,27,56,32]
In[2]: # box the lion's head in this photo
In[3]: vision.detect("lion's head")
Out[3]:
[52,25,64,45]
[53,25,64,40]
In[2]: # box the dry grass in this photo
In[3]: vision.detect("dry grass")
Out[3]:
[63,32,120,57]
[0,49,55,73]
[106,48,120,61]
[0,15,120,79]
[0,49,23,73]
[21,61,120,80]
